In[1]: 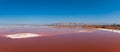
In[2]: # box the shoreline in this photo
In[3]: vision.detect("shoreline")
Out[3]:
[98,28,120,33]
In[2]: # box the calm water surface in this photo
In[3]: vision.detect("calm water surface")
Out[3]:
[0,26,120,52]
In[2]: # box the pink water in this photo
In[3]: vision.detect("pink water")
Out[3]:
[0,26,120,52]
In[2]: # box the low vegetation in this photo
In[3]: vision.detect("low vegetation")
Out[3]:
[82,24,120,30]
[48,23,120,30]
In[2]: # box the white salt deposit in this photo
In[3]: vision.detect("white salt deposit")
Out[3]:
[98,28,120,33]
[5,33,40,39]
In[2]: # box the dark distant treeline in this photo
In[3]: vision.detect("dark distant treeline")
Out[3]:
[82,24,120,30]
[47,23,120,30]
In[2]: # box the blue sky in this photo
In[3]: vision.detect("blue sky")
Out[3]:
[0,0,120,24]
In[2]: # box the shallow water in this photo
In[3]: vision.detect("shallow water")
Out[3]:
[0,26,120,52]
